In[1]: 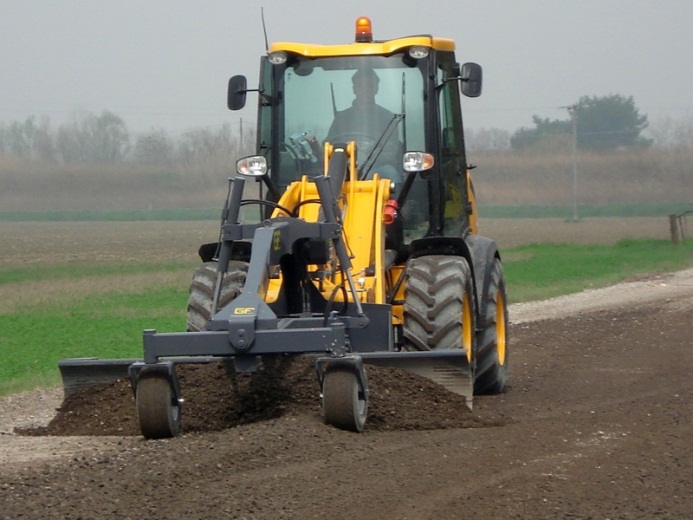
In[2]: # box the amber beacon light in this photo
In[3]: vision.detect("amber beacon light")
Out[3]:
[355,16,373,42]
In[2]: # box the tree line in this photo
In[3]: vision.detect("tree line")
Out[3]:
[2,94,692,163]
[0,110,250,165]
[468,94,693,153]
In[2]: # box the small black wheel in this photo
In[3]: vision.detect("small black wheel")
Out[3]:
[322,368,367,432]
[136,375,181,439]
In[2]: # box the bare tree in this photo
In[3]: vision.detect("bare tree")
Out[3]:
[648,116,693,149]
[133,128,174,164]
[466,127,511,153]
[56,111,130,163]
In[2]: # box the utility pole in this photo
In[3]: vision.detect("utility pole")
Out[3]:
[565,104,579,222]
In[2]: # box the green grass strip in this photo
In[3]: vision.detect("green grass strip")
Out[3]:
[504,238,693,301]
[0,286,188,395]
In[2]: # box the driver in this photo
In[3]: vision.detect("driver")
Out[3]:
[326,68,403,182]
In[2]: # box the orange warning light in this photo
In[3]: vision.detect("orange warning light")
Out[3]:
[355,16,373,42]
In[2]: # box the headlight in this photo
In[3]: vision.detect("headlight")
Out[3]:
[403,152,434,172]
[236,155,268,177]
[268,51,287,65]
[408,46,429,59]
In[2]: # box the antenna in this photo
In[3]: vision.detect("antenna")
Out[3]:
[261,7,269,52]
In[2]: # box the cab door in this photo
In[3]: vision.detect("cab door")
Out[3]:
[436,53,471,238]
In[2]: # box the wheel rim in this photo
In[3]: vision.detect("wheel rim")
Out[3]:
[496,289,507,366]
[462,291,474,363]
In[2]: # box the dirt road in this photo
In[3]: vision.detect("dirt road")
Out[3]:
[1,270,691,519]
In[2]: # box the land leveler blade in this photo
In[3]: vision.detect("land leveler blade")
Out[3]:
[360,350,474,410]
[58,358,139,397]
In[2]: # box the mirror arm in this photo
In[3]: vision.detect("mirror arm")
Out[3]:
[434,76,464,91]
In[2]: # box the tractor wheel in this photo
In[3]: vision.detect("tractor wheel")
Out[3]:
[474,258,509,395]
[403,255,476,362]
[136,374,181,439]
[187,261,248,332]
[322,368,368,432]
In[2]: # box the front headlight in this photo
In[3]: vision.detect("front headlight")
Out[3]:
[403,152,435,172]
[268,51,287,65]
[408,46,429,59]
[236,155,268,177]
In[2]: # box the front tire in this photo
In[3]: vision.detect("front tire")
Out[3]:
[403,255,476,361]
[187,261,248,331]
[474,257,509,394]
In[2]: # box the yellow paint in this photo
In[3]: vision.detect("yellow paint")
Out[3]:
[270,36,455,58]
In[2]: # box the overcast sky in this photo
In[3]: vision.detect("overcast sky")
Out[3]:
[2,0,692,136]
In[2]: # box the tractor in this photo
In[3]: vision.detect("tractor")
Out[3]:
[59,16,508,438]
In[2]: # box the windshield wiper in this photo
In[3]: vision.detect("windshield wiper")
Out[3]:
[359,113,404,180]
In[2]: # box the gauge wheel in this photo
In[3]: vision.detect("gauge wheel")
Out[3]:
[322,367,368,432]
[136,374,181,439]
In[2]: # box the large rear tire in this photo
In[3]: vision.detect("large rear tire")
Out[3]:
[474,257,509,394]
[187,261,248,331]
[403,255,476,361]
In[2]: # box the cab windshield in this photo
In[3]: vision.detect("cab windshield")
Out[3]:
[268,54,426,186]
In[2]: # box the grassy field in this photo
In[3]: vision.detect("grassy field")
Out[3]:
[0,286,187,392]
[1,219,692,396]
[504,239,693,301]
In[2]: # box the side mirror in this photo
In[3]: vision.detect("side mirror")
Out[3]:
[228,75,248,110]
[460,63,482,98]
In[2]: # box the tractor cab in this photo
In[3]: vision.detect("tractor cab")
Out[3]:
[229,17,483,252]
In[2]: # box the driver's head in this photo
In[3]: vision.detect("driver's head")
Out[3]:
[352,68,379,99]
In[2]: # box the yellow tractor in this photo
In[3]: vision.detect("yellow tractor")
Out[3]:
[60,17,508,437]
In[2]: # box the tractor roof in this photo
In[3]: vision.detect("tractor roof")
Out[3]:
[270,35,455,58]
